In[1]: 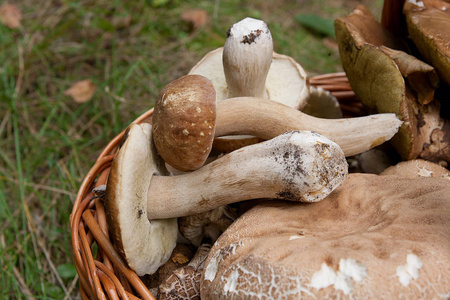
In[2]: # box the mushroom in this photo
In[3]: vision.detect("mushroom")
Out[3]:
[152,74,216,171]
[201,173,450,298]
[335,5,449,164]
[380,158,450,179]
[189,17,309,109]
[156,74,402,160]
[105,123,348,275]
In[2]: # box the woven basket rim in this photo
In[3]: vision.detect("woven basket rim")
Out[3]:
[70,73,358,300]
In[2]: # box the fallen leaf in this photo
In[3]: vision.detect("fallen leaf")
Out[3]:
[0,3,22,29]
[64,79,97,103]
[181,9,208,30]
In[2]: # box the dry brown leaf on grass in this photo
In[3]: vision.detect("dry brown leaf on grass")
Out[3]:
[0,3,22,29]
[64,79,97,103]
[181,9,208,30]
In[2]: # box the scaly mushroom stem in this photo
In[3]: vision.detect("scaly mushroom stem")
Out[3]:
[147,130,347,219]
[223,17,273,98]
[213,97,402,157]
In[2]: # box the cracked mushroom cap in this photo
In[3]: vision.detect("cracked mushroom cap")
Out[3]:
[152,75,217,171]
[105,123,178,276]
[201,173,450,299]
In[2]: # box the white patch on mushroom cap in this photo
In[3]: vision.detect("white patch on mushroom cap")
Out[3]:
[310,258,367,295]
[407,0,424,7]
[205,242,242,282]
[396,254,423,287]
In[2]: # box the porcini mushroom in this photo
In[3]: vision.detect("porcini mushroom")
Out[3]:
[189,17,309,109]
[335,5,449,163]
[157,75,402,160]
[201,173,450,298]
[106,123,348,275]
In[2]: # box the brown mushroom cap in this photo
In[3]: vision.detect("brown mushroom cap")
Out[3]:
[201,173,450,299]
[152,74,216,171]
[404,1,450,85]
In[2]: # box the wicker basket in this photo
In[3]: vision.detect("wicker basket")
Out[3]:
[70,72,360,300]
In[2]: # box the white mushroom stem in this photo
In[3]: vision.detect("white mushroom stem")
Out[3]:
[213,97,403,157]
[147,130,348,219]
[223,17,273,98]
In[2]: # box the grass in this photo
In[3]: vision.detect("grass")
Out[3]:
[0,0,382,298]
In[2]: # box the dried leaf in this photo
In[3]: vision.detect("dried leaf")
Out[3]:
[181,9,208,30]
[64,79,97,103]
[0,3,22,29]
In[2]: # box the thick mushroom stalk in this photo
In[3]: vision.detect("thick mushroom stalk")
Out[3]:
[148,130,348,219]
[223,17,273,99]
[213,97,402,157]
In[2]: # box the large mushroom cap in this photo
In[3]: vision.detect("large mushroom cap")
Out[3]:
[201,173,450,299]
[105,123,178,276]
[189,47,309,110]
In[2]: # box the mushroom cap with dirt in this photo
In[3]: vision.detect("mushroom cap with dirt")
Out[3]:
[105,123,348,275]
[201,173,450,299]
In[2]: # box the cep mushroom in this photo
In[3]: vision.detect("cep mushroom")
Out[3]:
[155,74,402,163]
[105,123,348,275]
[189,17,309,109]
[201,173,450,298]
[335,5,449,164]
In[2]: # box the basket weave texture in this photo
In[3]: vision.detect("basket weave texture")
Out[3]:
[70,72,360,300]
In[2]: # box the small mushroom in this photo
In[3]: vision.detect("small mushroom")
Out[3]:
[152,74,216,171]
[106,124,348,275]
[201,173,450,298]
[189,17,309,109]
